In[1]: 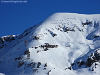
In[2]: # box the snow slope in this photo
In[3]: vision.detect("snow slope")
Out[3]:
[0,13,100,75]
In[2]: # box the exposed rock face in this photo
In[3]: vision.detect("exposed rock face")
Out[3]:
[72,48,100,71]
[0,35,16,49]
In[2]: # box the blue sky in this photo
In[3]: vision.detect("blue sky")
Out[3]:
[0,0,100,37]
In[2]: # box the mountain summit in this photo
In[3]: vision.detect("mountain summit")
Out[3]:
[0,13,100,75]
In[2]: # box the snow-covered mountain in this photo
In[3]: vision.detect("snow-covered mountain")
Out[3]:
[0,13,100,75]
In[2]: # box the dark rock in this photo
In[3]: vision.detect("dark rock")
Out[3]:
[47,70,51,75]
[53,34,57,37]
[24,50,30,55]
[24,50,30,59]
[44,48,49,51]
[43,68,46,70]
[33,69,38,72]
[78,61,85,67]
[34,36,40,40]
[37,62,41,68]
[94,36,99,38]
[0,38,4,44]
[82,22,92,25]
[44,63,47,67]
[15,57,22,60]
[18,61,24,67]
[35,47,38,49]
[68,67,71,70]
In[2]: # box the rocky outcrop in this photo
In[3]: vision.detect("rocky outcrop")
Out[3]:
[0,35,16,49]
[72,48,100,71]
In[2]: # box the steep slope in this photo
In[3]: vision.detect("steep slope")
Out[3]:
[0,13,100,75]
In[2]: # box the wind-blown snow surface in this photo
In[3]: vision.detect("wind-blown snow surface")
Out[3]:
[0,13,100,75]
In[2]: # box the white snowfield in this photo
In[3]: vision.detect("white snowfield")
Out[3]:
[0,13,100,75]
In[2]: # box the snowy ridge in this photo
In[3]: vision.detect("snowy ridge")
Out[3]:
[0,13,100,75]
